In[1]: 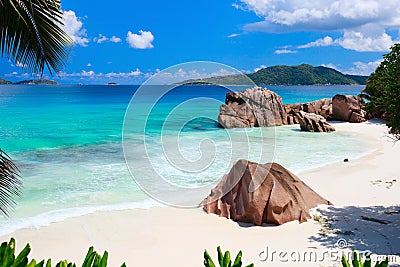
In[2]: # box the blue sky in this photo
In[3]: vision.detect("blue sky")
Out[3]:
[1,0,399,84]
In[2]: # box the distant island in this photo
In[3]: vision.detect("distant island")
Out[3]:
[0,78,12,84]
[178,64,369,86]
[0,78,58,85]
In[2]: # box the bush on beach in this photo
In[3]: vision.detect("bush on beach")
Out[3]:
[203,246,254,267]
[0,238,125,267]
[341,250,389,267]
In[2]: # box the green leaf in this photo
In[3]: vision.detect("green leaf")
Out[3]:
[0,149,22,217]
[204,250,216,267]
[232,251,242,267]
[99,251,108,267]
[0,241,7,262]
[27,259,36,267]
[217,246,223,267]
[364,254,372,267]
[55,260,68,267]
[120,263,126,267]
[352,250,362,267]
[244,264,254,267]
[375,257,389,267]
[82,247,96,267]
[1,238,16,267]
[12,243,30,267]
[341,254,351,267]
[222,251,231,267]
[0,0,73,76]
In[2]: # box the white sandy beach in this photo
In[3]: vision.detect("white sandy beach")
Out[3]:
[1,121,400,267]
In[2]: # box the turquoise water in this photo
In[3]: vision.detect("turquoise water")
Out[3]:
[0,84,372,234]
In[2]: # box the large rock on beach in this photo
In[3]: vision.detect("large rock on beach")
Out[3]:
[218,87,287,128]
[201,160,331,226]
[297,111,336,132]
[285,98,332,124]
[331,94,367,123]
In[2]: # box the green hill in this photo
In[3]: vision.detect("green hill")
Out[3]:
[247,64,365,85]
[178,64,369,86]
[0,78,11,84]
[344,74,368,85]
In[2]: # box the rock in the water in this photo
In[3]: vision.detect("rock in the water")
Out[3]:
[332,94,367,123]
[218,87,287,128]
[201,160,331,226]
[297,111,336,132]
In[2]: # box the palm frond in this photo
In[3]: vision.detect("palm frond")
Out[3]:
[0,0,73,76]
[0,149,22,217]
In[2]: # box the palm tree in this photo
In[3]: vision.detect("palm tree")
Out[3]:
[0,0,72,215]
[0,150,22,216]
[1,0,72,75]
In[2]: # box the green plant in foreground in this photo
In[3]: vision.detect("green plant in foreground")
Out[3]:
[0,238,126,267]
[204,246,254,267]
[341,250,389,267]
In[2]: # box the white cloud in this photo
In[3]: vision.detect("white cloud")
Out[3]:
[238,0,400,52]
[81,70,95,76]
[126,30,154,49]
[58,69,146,79]
[322,59,382,75]
[321,63,341,71]
[94,34,108,44]
[274,49,298,54]
[337,27,395,52]
[345,60,382,75]
[62,10,89,46]
[94,34,122,44]
[227,33,240,38]
[105,69,143,78]
[110,36,122,43]
[87,63,92,67]
[298,36,334,48]
[254,64,267,72]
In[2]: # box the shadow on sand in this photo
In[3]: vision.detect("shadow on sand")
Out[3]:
[310,205,400,257]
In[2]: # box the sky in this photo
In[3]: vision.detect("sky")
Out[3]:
[1,0,399,84]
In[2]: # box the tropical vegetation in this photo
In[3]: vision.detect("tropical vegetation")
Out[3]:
[0,150,22,217]
[360,43,400,141]
[204,246,254,267]
[0,238,126,267]
[342,250,389,267]
[0,0,72,215]
[247,64,367,86]
[0,0,72,76]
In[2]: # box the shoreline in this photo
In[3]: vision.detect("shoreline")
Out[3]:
[0,122,378,236]
[1,121,399,266]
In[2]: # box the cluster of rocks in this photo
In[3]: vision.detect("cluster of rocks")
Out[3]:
[218,87,368,132]
[201,160,331,225]
[200,87,368,227]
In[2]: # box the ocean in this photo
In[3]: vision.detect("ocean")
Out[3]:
[0,84,373,235]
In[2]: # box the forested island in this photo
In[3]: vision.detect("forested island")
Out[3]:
[0,79,58,85]
[179,64,368,86]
